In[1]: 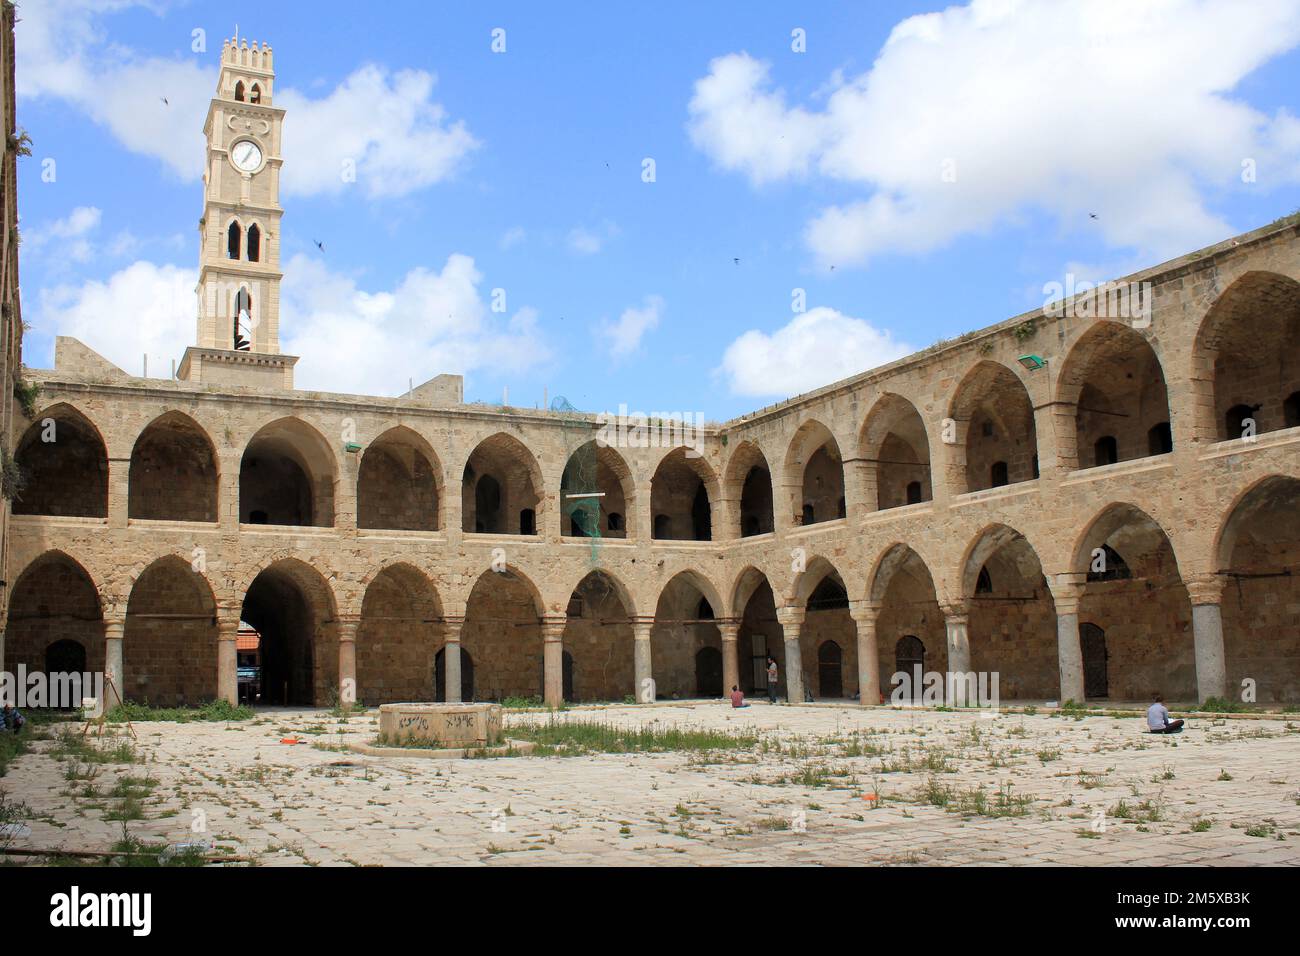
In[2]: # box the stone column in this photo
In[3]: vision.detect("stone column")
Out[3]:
[850,601,881,707]
[719,619,740,698]
[103,617,125,709]
[337,615,359,707]
[541,617,566,708]
[1049,576,1085,705]
[841,456,873,519]
[935,419,969,504]
[943,606,971,705]
[634,479,653,542]
[633,618,655,703]
[218,453,240,529]
[776,607,805,703]
[443,617,464,703]
[1186,575,1227,704]
[216,608,240,706]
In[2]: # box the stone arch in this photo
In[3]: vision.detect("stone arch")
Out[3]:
[124,555,218,705]
[790,557,855,700]
[461,432,544,535]
[357,425,441,532]
[783,419,846,526]
[947,360,1038,493]
[563,569,636,701]
[12,403,109,518]
[731,566,780,696]
[651,569,723,699]
[1214,475,1300,703]
[867,543,947,696]
[5,551,105,684]
[356,562,443,704]
[1193,271,1300,442]
[560,440,634,539]
[1056,321,1172,469]
[461,565,545,700]
[240,557,339,706]
[239,417,337,527]
[1073,503,1194,701]
[723,440,774,537]
[859,393,932,510]
[960,524,1058,700]
[650,447,719,541]
[128,411,219,522]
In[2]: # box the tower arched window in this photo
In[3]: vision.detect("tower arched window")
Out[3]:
[234,80,246,102]
[233,287,253,351]
[250,83,262,104]
[246,224,261,262]
[226,221,241,260]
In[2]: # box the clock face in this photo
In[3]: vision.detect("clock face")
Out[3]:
[231,140,263,172]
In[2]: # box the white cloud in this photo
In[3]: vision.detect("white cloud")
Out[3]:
[37,260,197,377]
[499,226,527,250]
[25,206,103,262]
[567,221,619,256]
[278,66,478,199]
[279,253,551,395]
[34,253,554,394]
[18,2,478,197]
[719,307,911,397]
[688,0,1300,266]
[598,295,663,358]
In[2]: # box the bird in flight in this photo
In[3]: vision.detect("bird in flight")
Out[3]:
[314,240,325,252]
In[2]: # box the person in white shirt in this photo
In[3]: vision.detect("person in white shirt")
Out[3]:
[1147,694,1185,734]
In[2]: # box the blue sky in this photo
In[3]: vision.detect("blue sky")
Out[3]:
[17,0,1300,419]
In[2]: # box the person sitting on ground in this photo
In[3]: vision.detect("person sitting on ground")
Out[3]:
[1147,694,1184,734]
[730,685,748,708]
[1,704,25,733]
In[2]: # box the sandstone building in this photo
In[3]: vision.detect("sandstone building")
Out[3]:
[3,38,1298,711]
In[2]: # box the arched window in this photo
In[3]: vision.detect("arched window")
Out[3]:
[1094,435,1119,466]
[233,287,253,350]
[837,496,846,519]
[990,461,1009,487]
[606,512,623,532]
[246,223,261,262]
[227,220,241,260]
[696,597,714,619]
[1286,392,1300,429]
[801,503,815,525]
[976,567,993,594]
[653,514,671,539]
[250,83,262,104]
[1147,422,1172,455]
[519,508,536,536]
[1226,404,1256,440]
[234,80,246,102]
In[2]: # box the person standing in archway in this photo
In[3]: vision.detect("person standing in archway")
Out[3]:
[766,657,779,704]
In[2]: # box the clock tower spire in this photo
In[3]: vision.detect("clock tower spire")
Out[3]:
[178,34,298,388]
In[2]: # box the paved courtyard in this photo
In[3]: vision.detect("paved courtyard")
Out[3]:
[3,703,1299,866]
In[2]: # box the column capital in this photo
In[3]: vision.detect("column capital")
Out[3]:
[540,615,567,639]
[849,600,882,625]
[776,605,805,628]
[103,617,126,638]
[1047,573,1086,615]
[1184,573,1225,607]
[631,617,655,639]
[442,615,465,640]
[336,614,360,641]
[717,618,741,639]
[940,603,969,625]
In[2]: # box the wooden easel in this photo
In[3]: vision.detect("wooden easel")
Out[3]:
[80,677,136,740]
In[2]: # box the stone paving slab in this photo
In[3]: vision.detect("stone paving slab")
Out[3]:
[2,702,1298,866]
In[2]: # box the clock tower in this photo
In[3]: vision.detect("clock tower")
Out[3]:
[178,35,298,388]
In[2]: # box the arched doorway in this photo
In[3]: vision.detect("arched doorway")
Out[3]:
[895,636,925,701]
[817,641,843,698]
[695,646,723,697]
[240,560,336,706]
[1080,623,1109,699]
